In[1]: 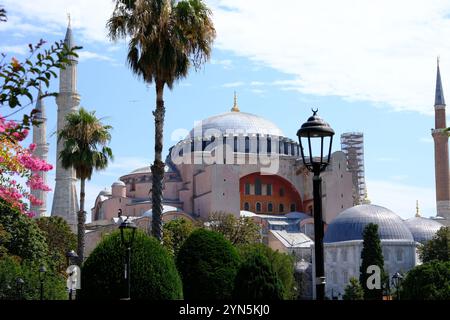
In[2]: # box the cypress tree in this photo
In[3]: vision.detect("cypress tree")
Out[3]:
[359,223,385,300]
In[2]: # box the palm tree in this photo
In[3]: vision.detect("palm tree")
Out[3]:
[107,0,215,241]
[58,108,113,264]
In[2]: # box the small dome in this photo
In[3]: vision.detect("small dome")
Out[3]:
[99,188,111,196]
[324,204,414,243]
[189,112,284,139]
[404,217,443,244]
[130,166,151,175]
[112,181,126,187]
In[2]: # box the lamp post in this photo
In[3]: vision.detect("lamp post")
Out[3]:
[38,265,46,301]
[66,250,78,300]
[297,109,335,301]
[119,217,137,300]
[16,278,24,300]
[391,272,403,300]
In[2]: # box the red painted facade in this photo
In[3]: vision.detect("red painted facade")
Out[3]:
[240,172,303,214]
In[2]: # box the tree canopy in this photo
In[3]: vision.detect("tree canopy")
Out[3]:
[419,226,449,263]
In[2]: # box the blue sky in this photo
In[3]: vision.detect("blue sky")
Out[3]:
[2,0,450,220]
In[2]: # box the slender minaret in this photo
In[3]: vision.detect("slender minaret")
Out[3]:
[30,90,49,217]
[51,18,79,231]
[432,58,450,222]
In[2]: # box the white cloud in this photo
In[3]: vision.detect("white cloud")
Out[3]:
[250,88,265,95]
[0,0,114,43]
[78,50,115,62]
[210,58,233,69]
[250,81,265,86]
[222,81,245,88]
[367,179,436,219]
[211,0,450,115]
[0,44,27,55]
[107,156,150,172]
[5,0,450,114]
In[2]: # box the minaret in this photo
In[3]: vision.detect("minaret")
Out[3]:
[51,19,79,231]
[432,58,450,222]
[30,90,49,217]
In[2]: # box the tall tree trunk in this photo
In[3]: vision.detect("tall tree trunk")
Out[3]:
[77,178,86,265]
[151,80,165,241]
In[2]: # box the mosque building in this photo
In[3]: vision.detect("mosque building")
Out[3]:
[29,21,447,299]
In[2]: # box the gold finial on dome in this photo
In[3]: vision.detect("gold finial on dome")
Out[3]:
[415,200,421,217]
[231,91,240,112]
[67,13,71,27]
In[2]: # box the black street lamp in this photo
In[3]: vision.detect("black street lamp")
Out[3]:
[66,250,78,300]
[391,272,403,300]
[297,109,335,301]
[119,217,137,300]
[38,265,46,301]
[16,278,24,300]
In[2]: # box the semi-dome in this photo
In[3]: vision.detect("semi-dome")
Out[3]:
[129,166,151,175]
[189,111,285,139]
[324,204,414,243]
[404,217,443,244]
[99,188,111,196]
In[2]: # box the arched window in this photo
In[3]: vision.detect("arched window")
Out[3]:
[268,202,273,212]
[130,179,136,191]
[244,202,250,211]
[284,142,289,155]
[291,144,295,155]
[245,136,250,153]
[256,202,261,212]
[279,203,284,213]
[234,136,238,152]
[255,178,262,195]
[290,203,296,212]
[267,137,272,154]
[256,135,260,154]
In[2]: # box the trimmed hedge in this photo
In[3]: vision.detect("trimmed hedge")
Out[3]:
[233,251,284,300]
[176,229,241,300]
[81,229,183,300]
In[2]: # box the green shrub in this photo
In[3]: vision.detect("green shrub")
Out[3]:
[163,218,196,256]
[0,256,67,300]
[237,244,296,299]
[400,261,450,300]
[0,199,48,263]
[81,229,183,300]
[233,251,284,300]
[176,229,241,300]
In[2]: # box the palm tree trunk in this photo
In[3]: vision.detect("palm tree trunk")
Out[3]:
[77,178,86,265]
[151,79,165,241]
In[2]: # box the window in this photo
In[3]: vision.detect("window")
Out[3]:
[267,184,272,196]
[279,188,285,197]
[291,144,295,155]
[268,202,273,212]
[267,137,272,153]
[256,202,261,212]
[234,136,238,152]
[290,203,296,212]
[384,249,390,261]
[342,270,348,284]
[332,271,337,284]
[284,142,289,155]
[396,248,403,262]
[245,183,251,195]
[245,136,250,153]
[341,249,347,262]
[255,178,262,195]
[130,179,136,191]
[256,135,260,153]
[244,202,250,211]
[279,204,284,213]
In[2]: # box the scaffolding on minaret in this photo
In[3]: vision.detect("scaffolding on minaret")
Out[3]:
[341,132,366,205]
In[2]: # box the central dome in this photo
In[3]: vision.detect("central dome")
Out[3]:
[324,204,414,243]
[189,111,285,139]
